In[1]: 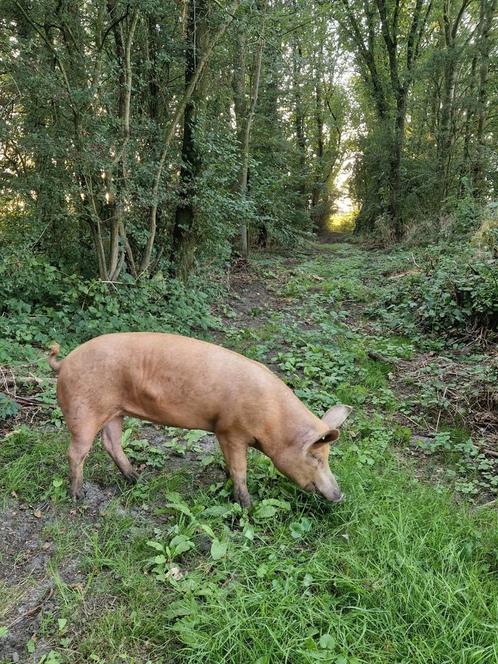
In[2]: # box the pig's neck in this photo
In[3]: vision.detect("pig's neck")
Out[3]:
[258,397,328,457]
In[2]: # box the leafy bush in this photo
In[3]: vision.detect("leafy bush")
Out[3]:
[473,201,498,255]
[372,247,498,335]
[0,253,218,350]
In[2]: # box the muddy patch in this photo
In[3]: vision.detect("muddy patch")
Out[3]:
[0,426,225,662]
[0,504,58,662]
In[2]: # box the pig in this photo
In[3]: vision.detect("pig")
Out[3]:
[48,332,352,507]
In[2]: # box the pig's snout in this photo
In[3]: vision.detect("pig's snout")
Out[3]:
[320,487,344,503]
[308,479,344,503]
[331,491,344,503]
[313,471,344,503]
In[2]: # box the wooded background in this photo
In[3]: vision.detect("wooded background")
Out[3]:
[1,0,496,280]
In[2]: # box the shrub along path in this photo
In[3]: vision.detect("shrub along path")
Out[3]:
[0,241,497,663]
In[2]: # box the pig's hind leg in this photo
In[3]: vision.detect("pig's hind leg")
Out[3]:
[67,422,98,500]
[102,416,139,484]
[217,434,251,508]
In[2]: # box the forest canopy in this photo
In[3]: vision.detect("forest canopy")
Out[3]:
[0,0,496,279]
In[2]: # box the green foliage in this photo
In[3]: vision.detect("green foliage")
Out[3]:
[121,426,166,469]
[443,180,484,238]
[43,477,67,503]
[372,247,498,335]
[0,253,218,350]
[415,431,498,497]
[1,241,498,664]
[474,202,498,254]
[0,394,19,420]
[343,0,497,237]
[5,416,496,664]
[275,340,358,412]
[0,427,95,502]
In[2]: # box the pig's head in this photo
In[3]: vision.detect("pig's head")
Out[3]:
[273,404,352,502]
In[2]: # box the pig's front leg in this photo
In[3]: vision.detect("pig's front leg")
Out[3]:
[217,435,251,508]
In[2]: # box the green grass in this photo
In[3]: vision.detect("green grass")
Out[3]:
[0,242,497,663]
[2,423,496,663]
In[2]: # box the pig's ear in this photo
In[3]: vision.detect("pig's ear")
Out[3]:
[302,428,339,449]
[322,404,353,429]
[314,429,340,445]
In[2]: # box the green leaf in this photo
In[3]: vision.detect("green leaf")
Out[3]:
[199,523,216,539]
[201,505,232,518]
[243,524,255,540]
[0,394,19,420]
[260,498,291,510]
[253,504,277,519]
[256,564,268,578]
[172,540,194,556]
[165,502,193,517]
[210,538,228,560]
[319,634,336,650]
[164,600,195,620]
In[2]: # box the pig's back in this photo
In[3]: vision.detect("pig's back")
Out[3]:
[61,332,270,386]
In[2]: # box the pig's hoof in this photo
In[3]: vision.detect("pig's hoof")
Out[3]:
[71,488,84,501]
[235,490,252,509]
[124,468,140,484]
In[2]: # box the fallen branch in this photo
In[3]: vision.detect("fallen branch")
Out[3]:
[475,498,497,510]
[481,447,498,458]
[2,376,50,387]
[7,587,54,629]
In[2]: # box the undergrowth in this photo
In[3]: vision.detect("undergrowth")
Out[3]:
[0,420,497,663]
[368,245,498,337]
[0,254,219,350]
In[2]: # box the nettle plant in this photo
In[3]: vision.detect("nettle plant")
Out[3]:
[0,253,218,349]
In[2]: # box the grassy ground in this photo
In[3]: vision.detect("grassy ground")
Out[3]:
[0,241,497,664]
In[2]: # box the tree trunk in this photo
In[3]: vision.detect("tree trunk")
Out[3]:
[390,91,406,240]
[140,0,240,274]
[311,52,324,219]
[292,35,307,210]
[232,0,266,258]
[473,0,496,196]
[170,0,208,275]
[436,0,470,201]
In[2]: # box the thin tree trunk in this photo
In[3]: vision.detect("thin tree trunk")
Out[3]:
[437,0,470,201]
[236,3,265,258]
[170,0,208,273]
[140,0,240,274]
[311,47,324,217]
[292,35,307,210]
[106,6,139,281]
[473,0,496,195]
[375,0,431,238]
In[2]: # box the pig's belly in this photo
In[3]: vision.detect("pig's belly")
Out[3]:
[121,391,218,433]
